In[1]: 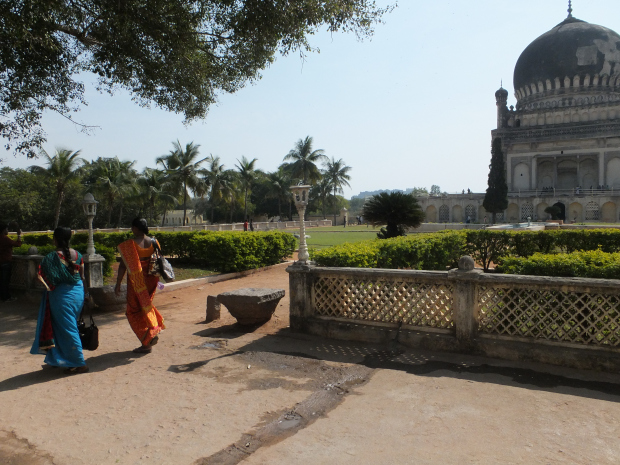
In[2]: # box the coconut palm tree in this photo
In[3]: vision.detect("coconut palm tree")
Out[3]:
[312,176,332,219]
[235,155,259,220]
[362,192,425,239]
[156,140,208,226]
[205,156,228,223]
[88,157,138,227]
[283,136,327,185]
[137,168,179,224]
[29,148,85,229]
[324,157,352,225]
[266,169,293,219]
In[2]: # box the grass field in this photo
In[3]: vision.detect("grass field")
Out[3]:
[304,226,378,249]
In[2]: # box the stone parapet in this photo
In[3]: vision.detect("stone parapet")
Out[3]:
[287,259,620,372]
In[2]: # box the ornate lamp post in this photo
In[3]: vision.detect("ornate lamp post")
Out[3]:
[290,185,311,262]
[81,193,99,256]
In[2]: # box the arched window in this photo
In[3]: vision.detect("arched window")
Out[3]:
[438,205,450,223]
[585,202,600,220]
[521,203,534,221]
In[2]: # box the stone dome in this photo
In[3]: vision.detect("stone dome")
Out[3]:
[513,16,620,100]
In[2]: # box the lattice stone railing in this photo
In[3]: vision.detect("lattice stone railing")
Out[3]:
[288,261,620,370]
[478,283,620,347]
[9,255,45,290]
[313,274,453,329]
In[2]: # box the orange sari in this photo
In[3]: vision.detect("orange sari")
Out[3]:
[118,239,165,346]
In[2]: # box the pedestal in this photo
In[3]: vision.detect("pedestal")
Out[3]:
[83,254,106,288]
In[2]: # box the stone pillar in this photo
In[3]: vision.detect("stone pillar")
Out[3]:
[448,256,482,346]
[599,151,605,186]
[83,254,106,289]
[531,157,537,190]
[286,262,314,331]
[553,157,558,188]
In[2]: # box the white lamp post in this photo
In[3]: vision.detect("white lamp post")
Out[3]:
[290,185,311,262]
[82,193,98,256]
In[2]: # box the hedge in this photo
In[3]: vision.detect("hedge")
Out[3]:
[13,242,115,277]
[14,230,296,274]
[189,231,297,272]
[311,231,465,270]
[497,250,620,279]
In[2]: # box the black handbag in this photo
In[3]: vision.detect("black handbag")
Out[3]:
[77,308,99,351]
[149,238,175,283]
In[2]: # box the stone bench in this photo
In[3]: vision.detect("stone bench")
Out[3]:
[213,288,285,325]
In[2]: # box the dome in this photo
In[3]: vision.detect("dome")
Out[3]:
[513,16,620,97]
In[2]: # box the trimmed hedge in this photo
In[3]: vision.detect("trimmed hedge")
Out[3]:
[311,231,465,270]
[497,250,620,279]
[13,242,115,276]
[189,231,297,272]
[15,230,296,274]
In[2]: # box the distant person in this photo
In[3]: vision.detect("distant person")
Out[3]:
[115,218,165,354]
[483,216,487,224]
[243,219,248,231]
[0,222,22,302]
[31,227,88,374]
[466,216,471,224]
[249,218,254,232]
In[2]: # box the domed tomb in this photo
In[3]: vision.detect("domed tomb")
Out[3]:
[513,16,620,103]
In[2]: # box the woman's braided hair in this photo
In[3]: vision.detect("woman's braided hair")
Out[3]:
[53,227,75,275]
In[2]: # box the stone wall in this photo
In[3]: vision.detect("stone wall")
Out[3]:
[287,259,620,372]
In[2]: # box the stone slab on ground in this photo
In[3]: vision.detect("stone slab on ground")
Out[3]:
[217,288,285,325]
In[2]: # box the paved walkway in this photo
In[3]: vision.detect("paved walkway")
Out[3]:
[1,263,620,464]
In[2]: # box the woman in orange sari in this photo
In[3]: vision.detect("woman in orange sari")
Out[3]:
[115,218,165,353]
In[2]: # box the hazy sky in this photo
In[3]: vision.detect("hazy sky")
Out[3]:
[3,1,619,197]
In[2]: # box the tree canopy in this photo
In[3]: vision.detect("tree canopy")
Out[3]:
[362,191,424,239]
[0,0,393,158]
[482,137,509,223]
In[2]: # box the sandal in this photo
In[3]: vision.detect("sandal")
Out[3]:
[64,366,89,375]
[132,346,152,354]
[150,336,159,346]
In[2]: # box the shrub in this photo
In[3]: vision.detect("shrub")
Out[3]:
[13,242,115,277]
[311,232,465,270]
[311,241,380,268]
[464,230,510,271]
[189,231,296,272]
[497,250,620,279]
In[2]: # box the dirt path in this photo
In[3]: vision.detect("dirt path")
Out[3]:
[2,261,620,464]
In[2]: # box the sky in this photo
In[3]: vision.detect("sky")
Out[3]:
[3,1,620,198]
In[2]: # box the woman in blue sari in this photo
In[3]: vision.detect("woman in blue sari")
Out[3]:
[31,227,88,374]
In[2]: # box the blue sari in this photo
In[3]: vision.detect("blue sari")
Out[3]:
[31,250,85,367]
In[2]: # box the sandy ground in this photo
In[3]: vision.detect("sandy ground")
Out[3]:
[2,261,620,464]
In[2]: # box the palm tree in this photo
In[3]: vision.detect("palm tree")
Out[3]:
[325,157,352,225]
[283,136,327,185]
[88,157,137,227]
[362,192,425,239]
[156,140,208,226]
[266,169,293,219]
[29,148,84,229]
[137,168,179,224]
[312,176,332,219]
[205,156,228,224]
[235,156,258,220]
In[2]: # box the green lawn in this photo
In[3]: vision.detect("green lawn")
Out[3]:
[304,228,378,250]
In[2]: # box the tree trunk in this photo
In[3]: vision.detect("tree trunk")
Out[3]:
[53,191,64,229]
[244,187,248,220]
[333,187,338,225]
[161,209,167,227]
[182,181,188,226]
[492,212,496,225]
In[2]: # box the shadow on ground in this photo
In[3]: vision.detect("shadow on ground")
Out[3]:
[189,325,620,404]
[0,350,137,392]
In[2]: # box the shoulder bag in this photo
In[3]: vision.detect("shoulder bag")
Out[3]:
[149,237,175,283]
[77,298,99,351]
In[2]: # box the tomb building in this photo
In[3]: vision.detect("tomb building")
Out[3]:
[418,5,620,223]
